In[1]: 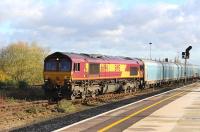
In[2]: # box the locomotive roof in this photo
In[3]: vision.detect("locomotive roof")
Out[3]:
[47,52,143,65]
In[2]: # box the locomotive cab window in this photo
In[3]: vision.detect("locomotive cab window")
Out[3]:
[60,59,71,72]
[45,59,57,71]
[45,57,71,72]
[130,67,138,76]
[89,63,100,75]
[74,63,80,71]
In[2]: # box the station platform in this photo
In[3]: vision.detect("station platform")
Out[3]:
[124,86,200,132]
[54,83,200,132]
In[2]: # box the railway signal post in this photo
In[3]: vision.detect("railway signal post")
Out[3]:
[182,46,192,83]
[149,42,152,60]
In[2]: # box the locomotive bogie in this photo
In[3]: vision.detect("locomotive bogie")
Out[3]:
[69,78,141,100]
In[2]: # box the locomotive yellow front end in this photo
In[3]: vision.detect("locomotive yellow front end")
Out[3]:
[44,72,71,86]
[43,52,72,100]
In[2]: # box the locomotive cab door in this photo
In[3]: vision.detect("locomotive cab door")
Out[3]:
[72,62,86,79]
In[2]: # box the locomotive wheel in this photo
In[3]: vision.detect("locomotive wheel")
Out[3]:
[82,91,86,100]
[58,92,62,98]
[82,94,86,100]
[127,86,131,93]
[92,93,96,98]
[124,89,127,93]
[134,87,137,92]
[71,94,76,100]
[91,90,98,98]
[129,87,133,93]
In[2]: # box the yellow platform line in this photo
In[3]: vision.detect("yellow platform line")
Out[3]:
[98,91,184,132]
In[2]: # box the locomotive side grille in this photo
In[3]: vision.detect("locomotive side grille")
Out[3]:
[130,67,138,76]
[89,63,100,75]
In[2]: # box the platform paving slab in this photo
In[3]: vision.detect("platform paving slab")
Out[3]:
[124,87,200,132]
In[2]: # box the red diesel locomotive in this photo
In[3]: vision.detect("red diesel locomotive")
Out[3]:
[43,52,144,100]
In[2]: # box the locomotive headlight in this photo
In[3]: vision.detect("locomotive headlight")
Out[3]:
[64,76,70,79]
[44,76,49,82]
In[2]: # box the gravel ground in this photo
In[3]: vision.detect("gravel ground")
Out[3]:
[11,83,188,132]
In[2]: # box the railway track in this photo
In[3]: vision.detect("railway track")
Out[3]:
[0,81,193,112]
[0,100,50,114]
[0,85,176,117]
[13,82,197,132]
[0,80,196,132]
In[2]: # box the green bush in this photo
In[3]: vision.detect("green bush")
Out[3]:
[56,100,76,113]
[6,80,17,86]
[0,80,16,89]
[18,80,29,89]
[25,107,38,114]
[25,106,46,114]
[0,81,6,88]
[5,97,17,104]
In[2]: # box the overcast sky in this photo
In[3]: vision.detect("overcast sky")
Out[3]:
[0,0,199,64]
